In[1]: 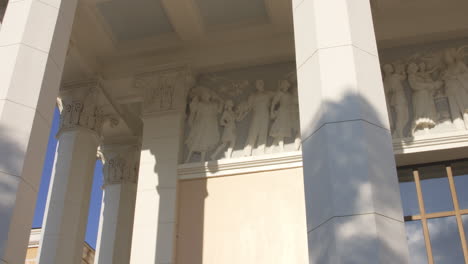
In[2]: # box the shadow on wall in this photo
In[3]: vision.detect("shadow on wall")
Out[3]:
[0,125,26,256]
[301,90,407,263]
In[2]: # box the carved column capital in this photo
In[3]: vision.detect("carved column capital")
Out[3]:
[98,144,140,186]
[57,80,105,137]
[135,67,195,115]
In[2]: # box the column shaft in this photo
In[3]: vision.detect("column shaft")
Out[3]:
[38,129,98,264]
[38,84,103,264]
[95,144,139,264]
[292,0,410,263]
[0,0,77,263]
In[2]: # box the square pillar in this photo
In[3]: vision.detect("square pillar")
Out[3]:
[130,69,193,264]
[0,1,77,263]
[292,0,410,263]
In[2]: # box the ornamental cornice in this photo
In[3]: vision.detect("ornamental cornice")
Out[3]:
[98,144,140,186]
[134,67,195,114]
[177,151,303,180]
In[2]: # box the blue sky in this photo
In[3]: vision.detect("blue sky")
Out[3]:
[32,108,103,249]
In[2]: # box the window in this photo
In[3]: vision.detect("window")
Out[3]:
[398,160,468,264]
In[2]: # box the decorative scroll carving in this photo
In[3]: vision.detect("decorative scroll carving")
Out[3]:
[382,45,468,139]
[135,68,195,114]
[183,64,301,164]
[98,145,140,186]
[57,81,105,135]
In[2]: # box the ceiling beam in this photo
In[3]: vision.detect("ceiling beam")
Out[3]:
[264,0,293,32]
[161,0,205,41]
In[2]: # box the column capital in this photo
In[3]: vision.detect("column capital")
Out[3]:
[57,79,118,137]
[98,143,140,186]
[134,66,196,115]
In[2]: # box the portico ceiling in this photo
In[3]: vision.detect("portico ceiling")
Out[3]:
[64,0,294,81]
[64,0,468,82]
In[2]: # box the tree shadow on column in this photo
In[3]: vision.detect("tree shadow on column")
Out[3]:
[301,90,408,263]
[0,125,27,261]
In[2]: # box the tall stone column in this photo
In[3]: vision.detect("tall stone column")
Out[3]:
[0,1,77,263]
[37,82,104,264]
[94,143,140,264]
[129,69,193,264]
[292,0,410,263]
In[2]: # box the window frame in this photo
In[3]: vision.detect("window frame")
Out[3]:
[399,159,468,264]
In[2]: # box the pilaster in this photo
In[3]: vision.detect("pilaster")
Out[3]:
[130,67,193,264]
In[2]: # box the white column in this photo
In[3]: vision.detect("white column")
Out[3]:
[38,83,103,264]
[0,0,77,263]
[130,69,192,264]
[293,0,410,263]
[94,143,140,264]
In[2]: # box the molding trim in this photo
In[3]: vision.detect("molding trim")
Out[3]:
[178,151,303,180]
[393,130,468,154]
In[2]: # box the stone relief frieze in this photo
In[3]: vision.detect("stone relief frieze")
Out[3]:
[182,63,301,163]
[382,45,468,139]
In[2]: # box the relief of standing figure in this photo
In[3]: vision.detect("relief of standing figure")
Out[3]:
[210,100,238,160]
[269,80,294,152]
[383,63,410,138]
[239,80,272,156]
[407,63,443,134]
[185,87,223,163]
[441,48,468,129]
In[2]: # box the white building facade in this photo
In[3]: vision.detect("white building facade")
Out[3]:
[1,0,468,263]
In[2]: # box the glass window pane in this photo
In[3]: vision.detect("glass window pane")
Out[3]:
[463,214,468,246]
[398,169,420,216]
[427,216,464,264]
[405,220,428,264]
[400,182,420,216]
[452,161,468,210]
[419,165,453,214]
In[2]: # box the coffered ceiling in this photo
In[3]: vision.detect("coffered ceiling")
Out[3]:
[64,0,468,82]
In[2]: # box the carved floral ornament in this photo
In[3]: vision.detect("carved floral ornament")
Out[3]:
[134,68,195,114]
[97,145,140,186]
[183,70,301,164]
[382,45,468,139]
[57,81,119,137]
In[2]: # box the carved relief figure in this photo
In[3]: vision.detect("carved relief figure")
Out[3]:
[269,80,294,151]
[441,48,468,129]
[239,80,272,156]
[210,100,238,160]
[383,63,409,138]
[185,87,223,162]
[407,63,443,134]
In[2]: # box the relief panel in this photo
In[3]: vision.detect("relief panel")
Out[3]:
[183,63,300,163]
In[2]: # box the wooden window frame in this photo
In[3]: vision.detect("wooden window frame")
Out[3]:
[400,160,468,264]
